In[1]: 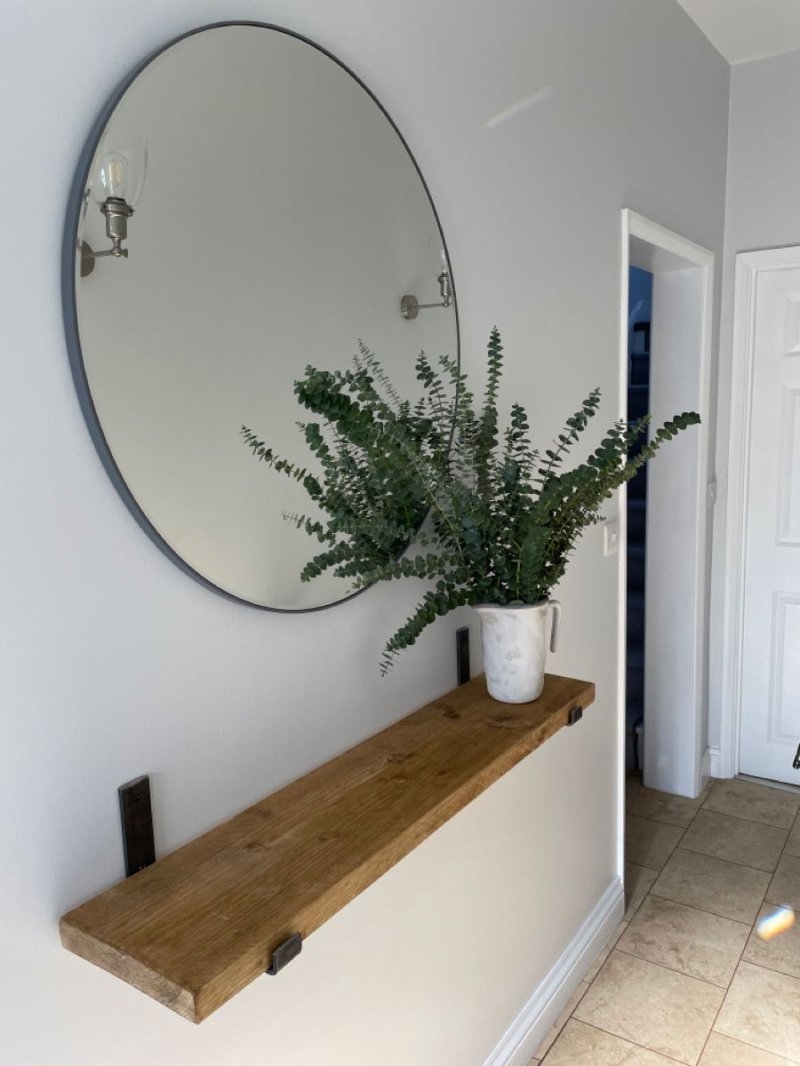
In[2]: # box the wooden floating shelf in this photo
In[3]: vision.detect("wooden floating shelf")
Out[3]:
[60,673,595,1023]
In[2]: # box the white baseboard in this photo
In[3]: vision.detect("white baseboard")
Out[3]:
[709,746,722,778]
[483,877,624,1066]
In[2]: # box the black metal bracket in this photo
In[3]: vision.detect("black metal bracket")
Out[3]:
[793,743,800,771]
[118,775,156,877]
[266,933,303,975]
[456,626,470,686]
[567,706,583,726]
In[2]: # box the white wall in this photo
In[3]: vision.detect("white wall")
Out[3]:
[710,48,800,760]
[0,2,728,1064]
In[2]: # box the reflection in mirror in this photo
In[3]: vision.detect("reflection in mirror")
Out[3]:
[67,23,458,610]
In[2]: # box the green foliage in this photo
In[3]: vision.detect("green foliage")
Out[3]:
[243,329,700,674]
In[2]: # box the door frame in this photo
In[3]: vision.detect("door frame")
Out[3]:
[618,210,714,800]
[718,246,800,779]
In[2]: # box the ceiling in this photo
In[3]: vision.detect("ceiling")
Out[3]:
[675,0,800,64]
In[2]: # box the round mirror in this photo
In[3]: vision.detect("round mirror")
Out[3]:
[64,22,458,610]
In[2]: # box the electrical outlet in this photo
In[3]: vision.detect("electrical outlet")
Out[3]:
[603,520,620,556]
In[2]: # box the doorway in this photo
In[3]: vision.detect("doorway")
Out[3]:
[619,211,714,799]
[626,267,653,774]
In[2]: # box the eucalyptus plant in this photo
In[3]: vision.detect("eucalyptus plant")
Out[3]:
[242,328,699,673]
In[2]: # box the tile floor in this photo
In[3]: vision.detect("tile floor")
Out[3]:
[529,775,800,1065]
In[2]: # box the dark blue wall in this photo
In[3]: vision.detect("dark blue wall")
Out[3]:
[628,265,652,354]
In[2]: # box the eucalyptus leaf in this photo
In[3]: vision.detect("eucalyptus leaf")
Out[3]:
[243,329,700,674]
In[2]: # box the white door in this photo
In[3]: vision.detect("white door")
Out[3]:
[738,256,800,782]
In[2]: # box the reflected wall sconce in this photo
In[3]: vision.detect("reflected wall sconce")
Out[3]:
[400,245,453,319]
[400,268,452,320]
[80,137,147,278]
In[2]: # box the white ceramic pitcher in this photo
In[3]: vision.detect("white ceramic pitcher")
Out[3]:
[473,599,562,703]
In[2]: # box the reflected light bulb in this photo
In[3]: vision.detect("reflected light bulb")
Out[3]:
[99,152,129,200]
[91,134,147,207]
[427,236,448,277]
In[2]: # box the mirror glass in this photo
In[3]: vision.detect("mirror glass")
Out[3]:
[66,23,458,610]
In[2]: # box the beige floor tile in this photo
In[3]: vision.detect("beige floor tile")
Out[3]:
[700,1031,796,1064]
[586,920,629,982]
[532,981,589,1060]
[784,816,800,859]
[574,951,723,1064]
[680,810,788,872]
[618,895,750,988]
[767,854,800,910]
[703,779,800,830]
[625,862,658,920]
[544,1018,679,1064]
[626,815,685,870]
[652,848,770,924]
[715,960,800,1061]
[626,778,706,828]
[743,904,800,980]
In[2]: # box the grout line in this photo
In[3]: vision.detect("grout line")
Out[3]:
[699,798,799,831]
[609,944,728,991]
[543,1017,688,1065]
[625,799,698,830]
[623,798,697,922]
[667,844,777,879]
[533,980,591,1061]
[628,814,690,877]
[627,858,661,873]
[636,786,744,1066]
[691,804,794,842]
[626,811,695,830]
[694,921,752,1063]
[693,803,794,833]
[646,817,737,1066]
[640,893,752,928]
[742,957,800,981]
[628,777,793,1065]
[709,1029,800,1063]
[620,779,800,1062]
[676,838,785,876]
[641,891,764,928]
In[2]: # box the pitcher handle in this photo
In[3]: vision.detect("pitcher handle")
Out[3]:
[549,599,562,653]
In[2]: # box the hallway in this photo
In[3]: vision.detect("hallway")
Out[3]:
[531,777,800,1064]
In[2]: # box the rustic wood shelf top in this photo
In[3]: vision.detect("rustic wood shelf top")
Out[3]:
[60,673,595,1023]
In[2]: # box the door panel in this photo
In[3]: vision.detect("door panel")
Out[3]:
[739,265,800,781]
[778,388,800,545]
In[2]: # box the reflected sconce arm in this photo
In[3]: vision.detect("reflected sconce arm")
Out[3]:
[400,269,452,320]
[80,140,147,278]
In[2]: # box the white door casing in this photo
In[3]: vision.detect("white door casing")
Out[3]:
[725,249,800,783]
[645,267,708,796]
[620,211,714,800]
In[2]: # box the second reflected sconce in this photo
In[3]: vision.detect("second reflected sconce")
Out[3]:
[80,134,147,278]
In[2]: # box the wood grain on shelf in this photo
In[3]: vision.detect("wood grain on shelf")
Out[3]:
[60,673,595,1022]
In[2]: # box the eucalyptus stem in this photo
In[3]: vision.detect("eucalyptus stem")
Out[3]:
[245,328,700,673]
